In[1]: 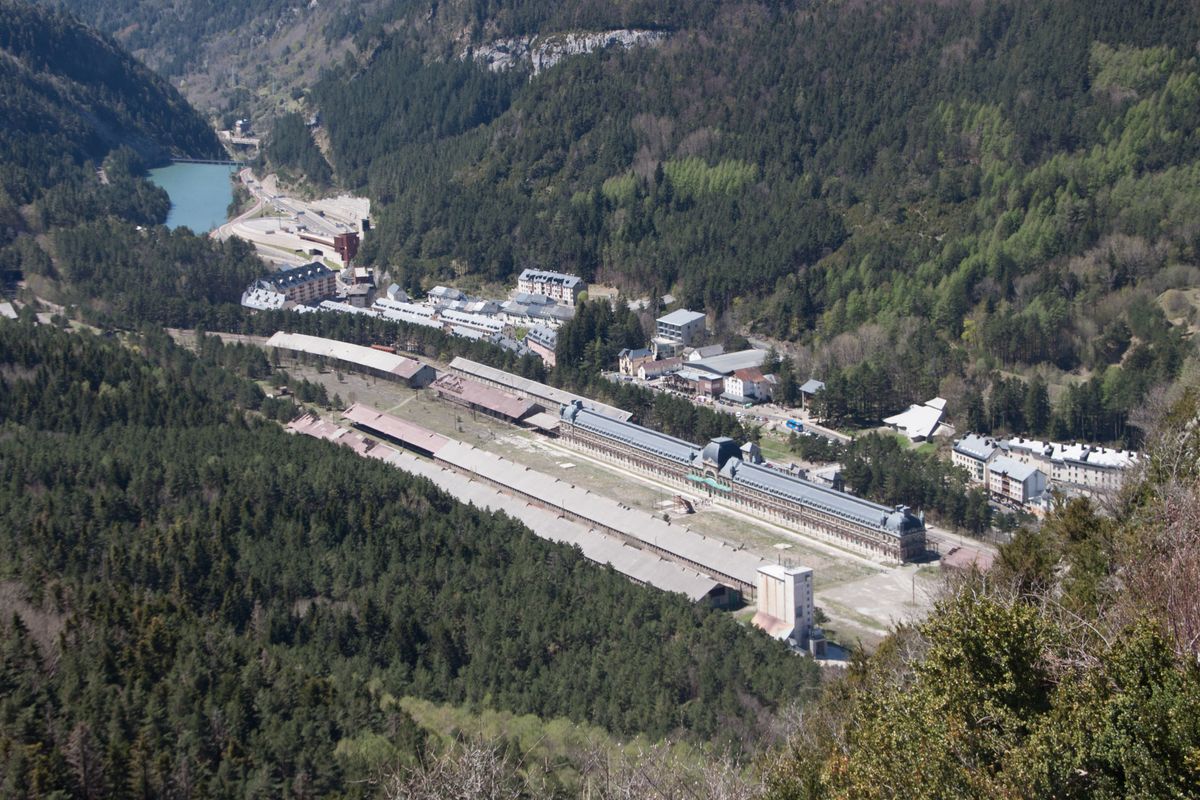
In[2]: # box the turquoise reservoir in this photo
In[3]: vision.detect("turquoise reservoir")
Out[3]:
[147,162,237,233]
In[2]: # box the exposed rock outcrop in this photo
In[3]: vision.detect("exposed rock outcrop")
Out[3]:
[464,29,668,75]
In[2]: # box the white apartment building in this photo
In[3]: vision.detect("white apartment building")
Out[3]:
[951,434,1001,483]
[655,309,706,346]
[516,269,586,306]
[987,456,1048,505]
[1003,438,1138,494]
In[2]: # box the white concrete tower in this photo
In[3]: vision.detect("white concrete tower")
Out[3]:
[753,564,814,646]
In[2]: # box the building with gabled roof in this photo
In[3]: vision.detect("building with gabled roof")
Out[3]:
[241,285,291,311]
[884,397,947,441]
[618,347,654,375]
[952,434,1000,484]
[725,367,772,401]
[689,349,768,378]
[449,357,632,421]
[558,402,926,561]
[430,373,539,423]
[266,331,435,386]
[523,325,558,366]
[426,285,467,304]
[261,262,337,305]
[685,344,725,361]
[637,357,683,381]
[1001,436,1138,495]
[987,455,1047,505]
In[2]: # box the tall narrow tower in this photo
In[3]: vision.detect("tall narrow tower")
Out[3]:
[752,564,814,646]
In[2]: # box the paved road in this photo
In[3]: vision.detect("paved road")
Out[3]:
[210,168,266,241]
[754,403,851,443]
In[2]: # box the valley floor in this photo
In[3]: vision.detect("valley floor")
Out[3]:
[283,360,941,649]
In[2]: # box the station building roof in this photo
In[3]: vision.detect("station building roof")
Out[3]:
[561,404,697,465]
[720,459,924,538]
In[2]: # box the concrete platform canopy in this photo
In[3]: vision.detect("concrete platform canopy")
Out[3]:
[341,403,449,455]
[434,439,771,593]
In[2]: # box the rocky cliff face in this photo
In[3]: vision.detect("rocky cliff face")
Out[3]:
[463,29,668,75]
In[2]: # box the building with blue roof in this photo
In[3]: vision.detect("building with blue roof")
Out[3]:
[559,402,926,561]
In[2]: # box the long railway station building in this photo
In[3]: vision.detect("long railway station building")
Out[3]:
[558,402,926,562]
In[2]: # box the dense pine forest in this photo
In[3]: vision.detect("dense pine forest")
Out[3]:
[0,320,817,796]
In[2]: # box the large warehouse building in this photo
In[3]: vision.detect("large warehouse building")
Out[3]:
[289,412,726,602]
[266,332,436,387]
[449,357,632,422]
[558,402,926,561]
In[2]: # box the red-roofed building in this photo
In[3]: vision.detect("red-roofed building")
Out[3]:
[341,403,449,455]
[430,374,539,423]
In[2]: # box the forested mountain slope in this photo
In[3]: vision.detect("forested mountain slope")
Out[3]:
[0,1,260,325]
[0,320,816,796]
[0,0,218,193]
[40,0,709,121]
[0,0,222,249]
[298,0,1200,446]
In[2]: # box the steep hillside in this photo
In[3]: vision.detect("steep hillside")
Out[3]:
[0,0,218,176]
[0,0,220,241]
[303,0,1200,446]
[42,0,713,121]
[764,379,1200,799]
